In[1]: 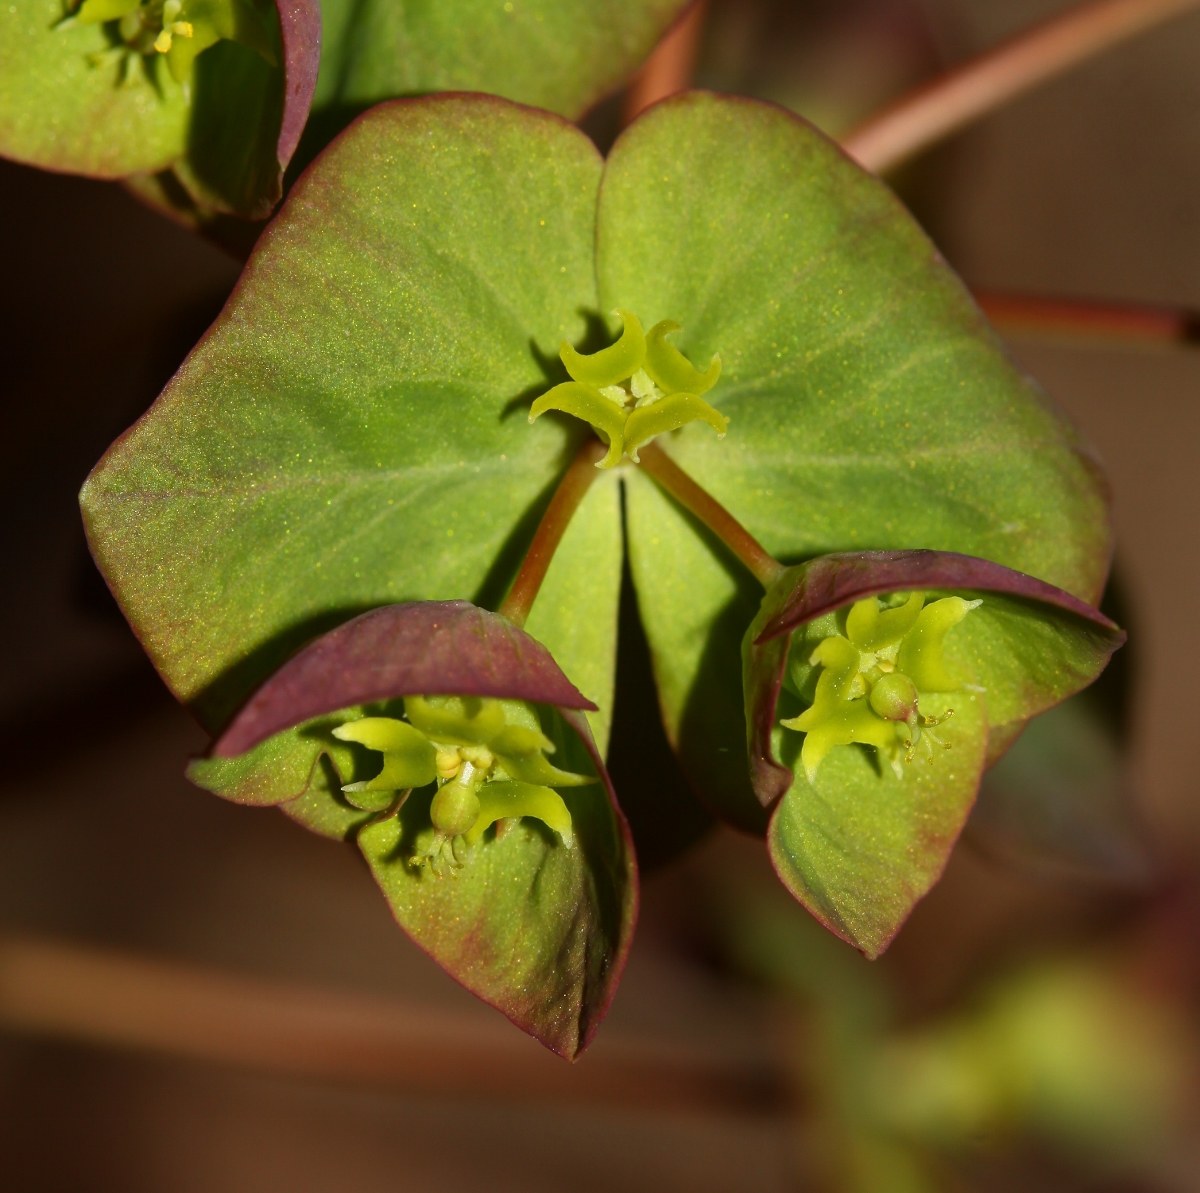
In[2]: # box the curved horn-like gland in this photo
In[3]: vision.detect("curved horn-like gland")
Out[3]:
[644,320,721,396]
[623,393,729,462]
[463,781,574,849]
[529,382,628,468]
[332,717,438,794]
[559,310,646,387]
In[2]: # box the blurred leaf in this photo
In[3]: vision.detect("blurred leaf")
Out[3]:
[311,0,689,122]
[0,0,319,216]
[967,695,1154,887]
[866,962,1189,1165]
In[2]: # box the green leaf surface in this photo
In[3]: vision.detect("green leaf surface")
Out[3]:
[82,95,611,736]
[598,93,1111,826]
[311,0,688,122]
[948,592,1124,734]
[768,689,987,959]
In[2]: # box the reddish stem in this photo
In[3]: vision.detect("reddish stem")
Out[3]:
[843,0,1200,174]
[498,439,607,628]
[976,290,1200,348]
[622,1,708,126]
[636,442,784,589]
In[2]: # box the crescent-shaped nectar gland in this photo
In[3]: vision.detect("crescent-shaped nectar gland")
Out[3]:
[531,313,728,467]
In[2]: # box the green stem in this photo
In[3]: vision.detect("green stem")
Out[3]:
[636,442,785,589]
[498,438,607,628]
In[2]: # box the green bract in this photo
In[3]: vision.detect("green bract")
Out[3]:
[743,553,1124,957]
[82,92,1113,1037]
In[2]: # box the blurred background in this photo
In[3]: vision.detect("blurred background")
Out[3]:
[3,0,1200,1188]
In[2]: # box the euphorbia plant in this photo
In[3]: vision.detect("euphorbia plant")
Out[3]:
[80,90,1120,1055]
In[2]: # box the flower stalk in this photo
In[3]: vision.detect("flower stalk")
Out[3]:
[635,441,784,588]
[843,0,1200,174]
[498,437,607,628]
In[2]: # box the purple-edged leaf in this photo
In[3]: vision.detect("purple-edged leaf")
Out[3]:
[743,549,1124,958]
[360,706,636,1060]
[190,599,635,1057]
[747,550,1125,808]
[214,600,595,758]
[275,0,320,171]
[189,599,595,804]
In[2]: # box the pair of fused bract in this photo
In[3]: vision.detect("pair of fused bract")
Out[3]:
[530,310,728,467]
[783,591,981,782]
[332,694,591,874]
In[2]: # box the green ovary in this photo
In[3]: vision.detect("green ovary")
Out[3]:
[69,0,274,85]
[780,592,981,783]
[529,310,728,467]
[332,695,592,875]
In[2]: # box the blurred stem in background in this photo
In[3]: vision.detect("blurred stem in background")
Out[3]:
[842,0,1200,174]
[623,0,709,123]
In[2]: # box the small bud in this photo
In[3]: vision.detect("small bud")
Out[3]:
[430,771,483,837]
[869,671,920,723]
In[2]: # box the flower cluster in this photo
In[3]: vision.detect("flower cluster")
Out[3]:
[781,591,981,781]
[66,0,274,83]
[530,310,728,468]
[333,695,593,875]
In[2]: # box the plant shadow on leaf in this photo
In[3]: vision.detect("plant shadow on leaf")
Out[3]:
[607,552,713,871]
[385,783,436,864]
[672,512,771,836]
[185,39,283,215]
[284,102,376,188]
[501,313,614,422]
[469,443,581,612]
